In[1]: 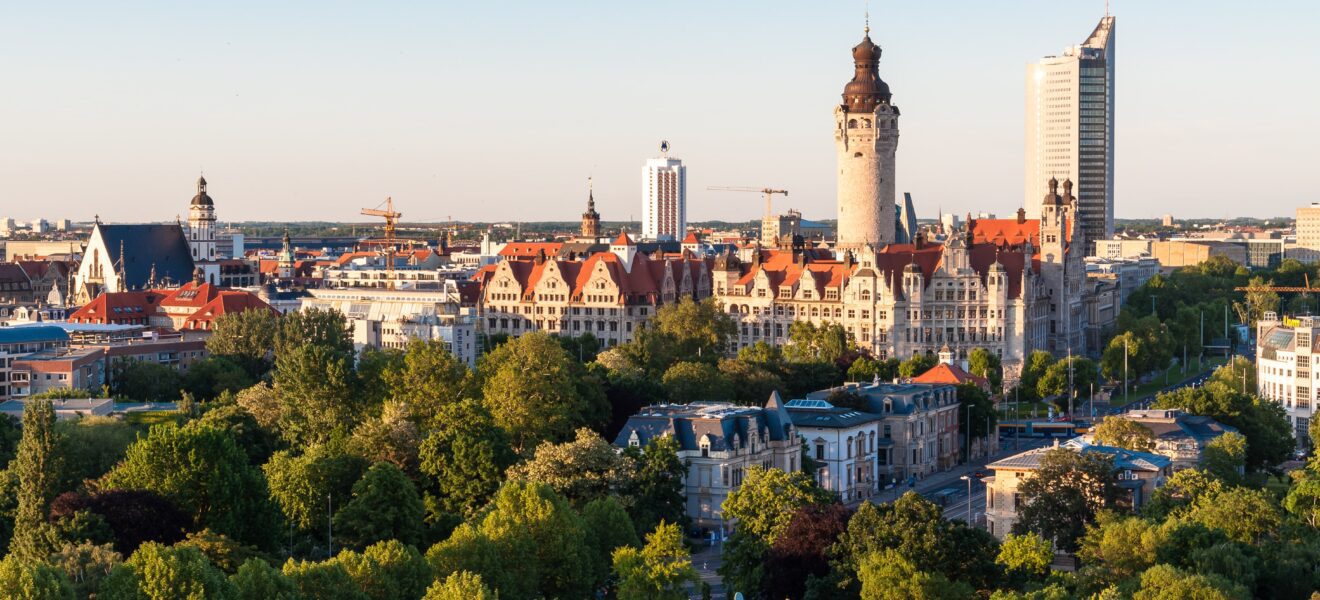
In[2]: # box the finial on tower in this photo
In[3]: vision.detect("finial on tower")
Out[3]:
[864,2,870,34]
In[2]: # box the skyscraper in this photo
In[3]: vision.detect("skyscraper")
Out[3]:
[835,22,898,250]
[1025,15,1115,252]
[642,142,686,241]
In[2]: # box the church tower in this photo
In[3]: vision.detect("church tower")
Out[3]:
[835,20,899,251]
[581,178,601,239]
[188,176,217,262]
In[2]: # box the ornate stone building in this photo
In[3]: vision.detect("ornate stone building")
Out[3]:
[713,178,1089,366]
[473,232,711,348]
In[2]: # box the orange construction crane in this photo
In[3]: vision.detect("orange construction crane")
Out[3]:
[1235,273,1318,294]
[707,186,788,219]
[361,197,403,289]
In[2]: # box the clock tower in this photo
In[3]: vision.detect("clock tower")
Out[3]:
[835,23,898,250]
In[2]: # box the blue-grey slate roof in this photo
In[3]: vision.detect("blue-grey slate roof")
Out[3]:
[95,224,195,290]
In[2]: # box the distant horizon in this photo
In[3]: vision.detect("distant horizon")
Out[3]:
[2,1,1316,223]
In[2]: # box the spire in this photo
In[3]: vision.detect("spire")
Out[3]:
[587,176,595,211]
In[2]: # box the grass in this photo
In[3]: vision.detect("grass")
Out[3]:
[122,410,185,431]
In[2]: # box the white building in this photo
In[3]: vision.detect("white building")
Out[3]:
[1256,312,1318,447]
[186,176,221,285]
[785,398,884,503]
[1025,15,1116,252]
[642,146,686,242]
[301,286,479,366]
[612,395,800,532]
[1296,203,1320,250]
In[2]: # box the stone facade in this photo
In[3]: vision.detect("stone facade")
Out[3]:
[612,396,800,532]
[473,232,711,348]
[835,29,898,250]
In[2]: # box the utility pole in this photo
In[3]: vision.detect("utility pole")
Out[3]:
[1124,336,1129,405]
[327,494,333,558]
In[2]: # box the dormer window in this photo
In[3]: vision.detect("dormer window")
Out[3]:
[628,431,641,448]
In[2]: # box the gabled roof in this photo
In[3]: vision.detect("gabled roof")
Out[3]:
[682,232,700,244]
[912,362,990,390]
[68,290,167,324]
[181,292,277,330]
[0,263,32,290]
[499,242,563,259]
[160,281,221,309]
[94,224,195,290]
[612,231,634,246]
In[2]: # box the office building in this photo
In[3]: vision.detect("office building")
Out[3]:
[1256,312,1320,447]
[642,145,686,241]
[1025,15,1116,251]
[1297,203,1320,250]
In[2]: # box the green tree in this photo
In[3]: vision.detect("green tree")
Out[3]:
[721,467,832,544]
[1018,350,1056,402]
[0,555,75,599]
[0,415,21,467]
[334,540,432,600]
[508,428,634,507]
[621,435,689,537]
[1132,564,1248,600]
[110,360,181,402]
[956,383,996,458]
[333,462,425,549]
[1232,276,1280,329]
[478,332,597,452]
[1143,468,1225,520]
[230,558,298,600]
[181,357,254,402]
[997,532,1053,580]
[1201,431,1246,483]
[967,348,1003,391]
[857,549,973,600]
[276,307,354,358]
[1075,512,1164,589]
[273,343,359,447]
[51,541,121,599]
[423,571,496,600]
[177,529,265,574]
[783,321,850,365]
[57,416,135,487]
[717,358,785,406]
[1091,417,1156,452]
[661,361,733,403]
[833,493,1000,592]
[418,399,516,518]
[12,399,63,563]
[426,481,589,600]
[103,542,237,600]
[348,401,421,475]
[281,559,367,600]
[612,521,699,600]
[102,424,281,550]
[1036,357,1098,409]
[1284,467,1320,528]
[264,437,369,533]
[1188,486,1281,544]
[384,339,478,421]
[207,308,279,379]
[581,497,640,589]
[1012,449,1119,552]
[194,402,282,466]
[899,354,937,379]
[648,297,736,365]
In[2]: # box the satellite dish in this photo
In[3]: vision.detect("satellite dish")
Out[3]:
[659,140,671,154]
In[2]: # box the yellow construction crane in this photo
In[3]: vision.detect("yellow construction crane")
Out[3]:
[1235,273,1317,294]
[361,197,402,289]
[707,186,788,219]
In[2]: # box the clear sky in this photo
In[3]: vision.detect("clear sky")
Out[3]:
[1,1,1316,224]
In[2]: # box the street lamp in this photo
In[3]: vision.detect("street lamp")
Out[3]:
[959,474,975,524]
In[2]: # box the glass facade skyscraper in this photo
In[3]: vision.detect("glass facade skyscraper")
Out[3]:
[1025,16,1115,253]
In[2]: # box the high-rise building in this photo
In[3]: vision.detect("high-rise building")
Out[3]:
[641,143,686,241]
[1297,203,1320,249]
[835,23,898,250]
[1025,15,1115,252]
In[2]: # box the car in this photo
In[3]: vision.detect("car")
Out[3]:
[1293,449,1310,461]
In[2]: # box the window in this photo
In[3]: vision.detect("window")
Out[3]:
[815,442,825,461]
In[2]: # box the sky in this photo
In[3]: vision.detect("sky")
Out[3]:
[1,1,1317,224]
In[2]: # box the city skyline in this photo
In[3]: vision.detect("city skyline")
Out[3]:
[2,1,1316,223]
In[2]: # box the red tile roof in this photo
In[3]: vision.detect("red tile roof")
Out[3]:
[912,362,991,390]
[499,242,563,259]
[181,292,278,330]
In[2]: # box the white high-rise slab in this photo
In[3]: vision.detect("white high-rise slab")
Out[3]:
[1025,15,1115,252]
[641,146,686,241]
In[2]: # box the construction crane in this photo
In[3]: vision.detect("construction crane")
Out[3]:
[1235,273,1318,294]
[707,186,788,219]
[361,197,402,289]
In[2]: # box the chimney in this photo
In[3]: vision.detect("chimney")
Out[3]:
[1017,207,1026,224]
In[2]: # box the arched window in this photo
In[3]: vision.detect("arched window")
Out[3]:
[847,436,854,458]
[848,119,858,129]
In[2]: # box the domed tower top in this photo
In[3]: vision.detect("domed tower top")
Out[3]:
[191,175,213,207]
[841,21,892,113]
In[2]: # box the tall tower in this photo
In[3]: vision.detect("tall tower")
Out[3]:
[188,176,217,262]
[1025,15,1115,252]
[642,141,686,241]
[835,21,899,251]
[581,178,601,239]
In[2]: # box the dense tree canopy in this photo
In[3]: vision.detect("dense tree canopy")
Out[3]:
[1012,449,1119,552]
